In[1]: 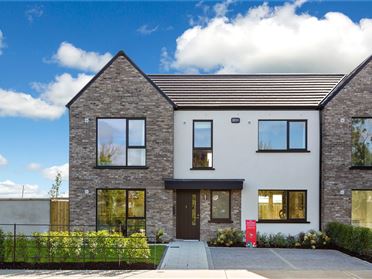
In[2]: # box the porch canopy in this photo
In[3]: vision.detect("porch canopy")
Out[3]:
[164,179,244,190]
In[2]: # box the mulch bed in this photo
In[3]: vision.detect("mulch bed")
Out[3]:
[0,262,156,270]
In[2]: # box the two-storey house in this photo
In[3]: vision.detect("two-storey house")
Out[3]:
[66,50,371,241]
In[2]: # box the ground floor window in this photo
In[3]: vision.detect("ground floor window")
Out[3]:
[258,190,306,222]
[210,190,231,222]
[352,190,372,229]
[97,189,146,235]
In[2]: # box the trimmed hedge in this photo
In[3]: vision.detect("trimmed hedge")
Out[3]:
[0,229,4,262]
[325,222,372,257]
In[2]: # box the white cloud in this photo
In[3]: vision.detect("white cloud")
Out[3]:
[137,24,159,35]
[0,30,4,55]
[0,154,7,166]
[0,180,46,198]
[52,42,112,72]
[25,5,43,23]
[167,0,372,73]
[32,73,93,107]
[27,163,41,171]
[42,163,69,181]
[0,72,90,120]
[0,88,64,119]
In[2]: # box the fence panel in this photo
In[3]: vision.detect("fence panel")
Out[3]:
[50,199,69,232]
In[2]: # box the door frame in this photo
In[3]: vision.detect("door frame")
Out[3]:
[176,190,200,240]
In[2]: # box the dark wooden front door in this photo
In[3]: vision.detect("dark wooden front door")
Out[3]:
[176,190,200,239]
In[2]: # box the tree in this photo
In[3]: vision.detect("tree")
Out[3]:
[49,171,62,198]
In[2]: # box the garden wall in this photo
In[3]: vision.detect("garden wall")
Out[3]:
[0,199,50,235]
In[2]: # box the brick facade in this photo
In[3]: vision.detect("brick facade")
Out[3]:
[69,53,175,240]
[199,190,241,241]
[321,58,372,228]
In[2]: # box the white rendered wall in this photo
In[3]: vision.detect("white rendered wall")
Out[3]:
[174,110,320,235]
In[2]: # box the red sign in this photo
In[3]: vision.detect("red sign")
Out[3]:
[245,220,256,247]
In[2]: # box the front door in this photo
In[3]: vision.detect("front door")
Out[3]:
[176,190,200,239]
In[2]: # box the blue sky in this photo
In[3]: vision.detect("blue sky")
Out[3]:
[0,0,371,197]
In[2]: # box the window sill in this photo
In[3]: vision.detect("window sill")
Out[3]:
[256,150,310,153]
[257,220,310,224]
[94,166,149,169]
[349,166,372,170]
[208,219,233,224]
[190,167,215,170]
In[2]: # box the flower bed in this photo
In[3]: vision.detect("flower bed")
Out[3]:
[208,228,331,249]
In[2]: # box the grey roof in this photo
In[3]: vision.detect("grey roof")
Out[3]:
[148,74,345,108]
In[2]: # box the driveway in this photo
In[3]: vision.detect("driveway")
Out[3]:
[210,247,372,270]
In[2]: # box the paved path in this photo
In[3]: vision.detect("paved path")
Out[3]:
[1,269,372,278]
[159,240,209,269]
[210,247,372,270]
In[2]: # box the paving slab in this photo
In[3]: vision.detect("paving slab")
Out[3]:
[210,247,372,270]
[159,240,209,269]
[1,269,372,279]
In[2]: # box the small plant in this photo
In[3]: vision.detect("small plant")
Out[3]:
[154,228,164,243]
[49,171,62,198]
[209,228,244,247]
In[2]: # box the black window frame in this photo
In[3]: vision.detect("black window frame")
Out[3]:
[350,117,372,169]
[96,188,146,236]
[209,190,232,223]
[191,120,214,170]
[257,189,308,223]
[257,119,309,152]
[96,117,147,169]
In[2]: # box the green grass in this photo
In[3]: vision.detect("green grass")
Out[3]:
[149,245,166,265]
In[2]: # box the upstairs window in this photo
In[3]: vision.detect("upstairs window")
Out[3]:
[258,120,307,151]
[97,118,146,167]
[352,118,372,167]
[192,120,213,168]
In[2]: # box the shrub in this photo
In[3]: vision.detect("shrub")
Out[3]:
[256,230,330,249]
[0,229,4,262]
[326,222,372,256]
[301,230,330,249]
[4,232,14,262]
[124,233,150,263]
[15,233,29,262]
[209,228,244,247]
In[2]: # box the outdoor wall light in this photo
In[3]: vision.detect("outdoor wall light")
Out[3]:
[84,117,90,124]
[84,189,89,195]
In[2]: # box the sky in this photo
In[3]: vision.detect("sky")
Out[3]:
[0,0,372,198]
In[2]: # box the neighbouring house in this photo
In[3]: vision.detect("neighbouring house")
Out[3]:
[320,56,372,230]
[66,51,371,241]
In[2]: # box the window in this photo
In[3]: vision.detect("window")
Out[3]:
[97,189,146,235]
[352,118,372,167]
[352,190,372,229]
[211,190,231,221]
[97,118,146,167]
[192,120,213,168]
[258,120,307,151]
[258,190,306,222]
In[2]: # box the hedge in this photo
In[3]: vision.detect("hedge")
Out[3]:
[325,222,372,257]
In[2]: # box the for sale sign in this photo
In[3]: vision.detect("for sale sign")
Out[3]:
[245,220,256,247]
